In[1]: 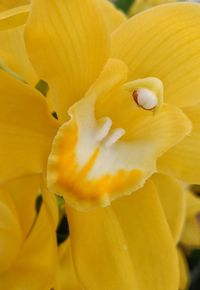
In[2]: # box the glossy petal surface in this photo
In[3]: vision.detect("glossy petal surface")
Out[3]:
[97,0,126,33]
[0,6,38,85]
[0,69,58,184]
[67,181,179,290]
[25,0,109,121]
[158,105,200,184]
[0,190,22,273]
[111,3,200,108]
[0,0,29,11]
[0,203,57,290]
[55,239,81,290]
[152,173,186,243]
[0,5,29,30]
[1,175,40,238]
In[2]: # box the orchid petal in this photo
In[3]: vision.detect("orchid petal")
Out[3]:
[55,239,82,290]
[0,69,58,184]
[0,1,29,12]
[0,5,29,30]
[97,0,126,33]
[158,105,200,184]
[0,6,38,85]
[67,181,179,290]
[0,189,22,273]
[25,0,109,121]
[1,175,40,238]
[0,203,57,290]
[152,173,186,244]
[111,3,200,108]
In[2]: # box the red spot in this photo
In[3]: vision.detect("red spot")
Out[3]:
[132,90,139,104]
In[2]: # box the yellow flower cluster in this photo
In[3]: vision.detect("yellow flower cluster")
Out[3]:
[0,0,200,289]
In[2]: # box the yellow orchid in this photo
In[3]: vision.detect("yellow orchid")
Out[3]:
[0,175,58,290]
[1,0,200,289]
[24,0,192,211]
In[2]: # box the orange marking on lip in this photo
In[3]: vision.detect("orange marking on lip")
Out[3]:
[76,148,100,181]
[49,120,142,205]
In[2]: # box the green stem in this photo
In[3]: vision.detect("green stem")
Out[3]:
[114,0,134,13]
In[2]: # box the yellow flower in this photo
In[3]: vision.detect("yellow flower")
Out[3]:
[24,1,192,211]
[0,175,58,290]
[1,1,200,289]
